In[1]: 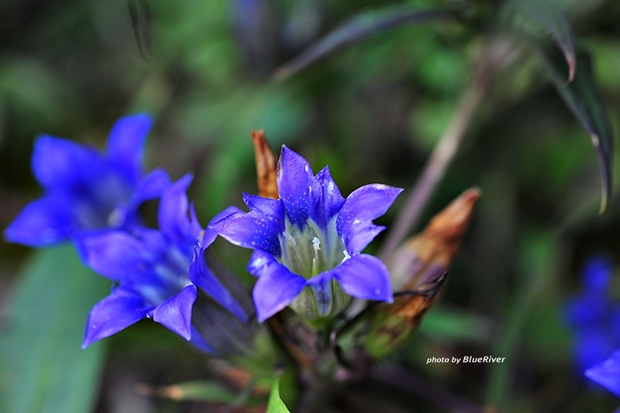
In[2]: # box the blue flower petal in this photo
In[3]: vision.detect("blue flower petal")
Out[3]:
[243,193,285,221]
[209,211,282,257]
[189,247,249,322]
[249,250,306,322]
[585,349,620,397]
[583,256,612,293]
[106,113,153,183]
[125,168,171,210]
[309,166,346,228]
[277,146,314,229]
[82,288,151,348]
[76,231,153,282]
[201,206,244,248]
[336,184,403,254]
[32,136,102,191]
[158,174,202,245]
[332,254,393,303]
[188,326,216,354]
[574,330,618,373]
[152,284,197,340]
[4,197,75,246]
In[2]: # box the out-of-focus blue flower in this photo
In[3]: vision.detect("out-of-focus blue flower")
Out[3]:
[564,256,620,373]
[5,114,171,246]
[78,175,252,355]
[210,146,401,322]
[585,349,620,397]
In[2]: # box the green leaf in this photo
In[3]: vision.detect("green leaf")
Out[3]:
[274,5,461,80]
[266,377,291,413]
[543,50,614,213]
[502,0,575,82]
[0,245,109,413]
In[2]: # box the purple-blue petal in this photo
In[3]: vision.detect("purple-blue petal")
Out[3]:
[309,166,345,228]
[76,231,153,282]
[243,193,285,222]
[276,146,313,229]
[4,197,75,246]
[332,254,393,303]
[583,256,612,293]
[82,288,151,348]
[189,247,249,322]
[152,284,197,340]
[209,211,282,257]
[249,250,306,322]
[336,184,402,254]
[106,113,153,183]
[585,349,620,397]
[158,174,201,244]
[201,206,244,248]
[188,326,216,354]
[573,330,618,373]
[125,168,171,212]
[32,136,102,191]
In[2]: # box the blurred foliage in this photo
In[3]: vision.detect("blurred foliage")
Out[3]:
[1,0,620,412]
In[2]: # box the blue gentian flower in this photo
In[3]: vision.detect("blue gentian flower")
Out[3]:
[210,146,402,322]
[585,349,620,397]
[77,175,252,355]
[5,114,170,246]
[564,256,620,373]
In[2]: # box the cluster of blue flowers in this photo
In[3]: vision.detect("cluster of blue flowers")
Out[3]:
[565,256,620,398]
[5,114,401,356]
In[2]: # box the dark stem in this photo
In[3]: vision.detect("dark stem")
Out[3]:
[378,38,518,261]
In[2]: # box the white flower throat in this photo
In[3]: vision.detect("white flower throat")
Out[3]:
[279,217,348,279]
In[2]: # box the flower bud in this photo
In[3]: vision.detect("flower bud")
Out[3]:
[364,189,480,358]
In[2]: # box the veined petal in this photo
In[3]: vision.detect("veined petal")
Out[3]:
[189,247,249,322]
[249,250,306,322]
[585,349,620,397]
[309,166,345,228]
[209,211,282,257]
[332,254,393,303]
[106,113,153,183]
[77,231,152,282]
[337,184,402,254]
[32,136,102,191]
[158,174,201,244]
[82,288,151,348]
[4,197,75,246]
[277,146,313,229]
[152,284,197,340]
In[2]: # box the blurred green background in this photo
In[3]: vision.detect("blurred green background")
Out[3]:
[1,0,620,412]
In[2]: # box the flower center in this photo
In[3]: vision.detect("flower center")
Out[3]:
[278,218,348,279]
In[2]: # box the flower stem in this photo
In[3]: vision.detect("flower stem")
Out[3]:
[378,38,517,261]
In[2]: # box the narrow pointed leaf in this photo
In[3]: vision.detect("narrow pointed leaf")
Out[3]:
[543,50,614,213]
[266,377,291,413]
[274,6,460,80]
[127,0,152,58]
[503,0,575,82]
[0,245,109,413]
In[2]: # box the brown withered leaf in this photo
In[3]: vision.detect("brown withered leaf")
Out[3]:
[251,130,278,199]
[389,188,480,292]
[364,190,479,358]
